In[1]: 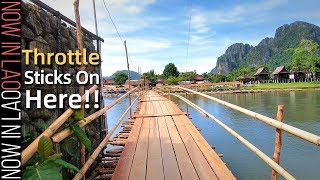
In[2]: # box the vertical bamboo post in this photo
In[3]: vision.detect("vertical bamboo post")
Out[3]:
[124,40,132,119]
[271,105,284,180]
[185,92,189,117]
[74,0,86,177]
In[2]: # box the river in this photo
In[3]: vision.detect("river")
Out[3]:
[104,90,320,179]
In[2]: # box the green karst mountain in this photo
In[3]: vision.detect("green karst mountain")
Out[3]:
[211,21,320,74]
[106,70,140,80]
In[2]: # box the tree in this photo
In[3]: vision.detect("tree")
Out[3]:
[142,70,157,85]
[114,72,128,85]
[163,63,179,78]
[165,76,182,85]
[289,40,320,78]
[180,71,197,81]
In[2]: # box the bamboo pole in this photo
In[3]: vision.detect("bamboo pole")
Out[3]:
[171,93,296,180]
[72,95,140,180]
[271,105,284,180]
[124,40,132,119]
[185,92,189,118]
[52,87,137,143]
[74,0,86,171]
[175,86,320,146]
[21,85,98,165]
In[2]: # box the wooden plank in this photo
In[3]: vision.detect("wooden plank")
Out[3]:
[111,118,143,180]
[133,112,187,118]
[129,117,150,180]
[146,116,164,180]
[165,98,235,179]
[164,116,199,180]
[179,115,236,179]
[172,115,218,180]
[157,103,182,180]
[111,95,149,179]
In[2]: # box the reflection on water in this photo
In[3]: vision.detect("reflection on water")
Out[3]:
[172,90,320,180]
[103,96,137,153]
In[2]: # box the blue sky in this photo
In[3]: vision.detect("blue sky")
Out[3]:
[38,0,320,76]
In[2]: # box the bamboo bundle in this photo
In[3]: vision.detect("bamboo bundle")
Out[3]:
[72,95,140,180]
[95,174,113,180]
[175,86,320,146]
[104,154,121,157]
[21,85,98,165]
[96,169,114,175]
[102,157,120,161]
[106,148,123,154]
[102,160,118,164]
[108,141,126,146]
[99,162,117,168]
[52,87,137,143]
[172,94,296,180]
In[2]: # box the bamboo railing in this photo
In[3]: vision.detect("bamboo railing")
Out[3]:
[21,85,98,165]
[52,87,138,143]
[170,93,296,180]
[175,86,320,146]
[72,95,141,180]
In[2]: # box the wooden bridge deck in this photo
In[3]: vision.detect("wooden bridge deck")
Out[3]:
[112,91,235,180]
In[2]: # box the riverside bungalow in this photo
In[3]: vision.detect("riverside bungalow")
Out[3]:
[272,66,290,83]
[125,79,151,88]
[156,79,164,86]
[237,76,252,84]
[289,71,306,82]
[194,76,205,84]
[254,67,269,83]
[103,79,115,86]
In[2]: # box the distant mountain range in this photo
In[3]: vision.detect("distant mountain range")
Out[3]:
[211,21,320,74]
[105,70,140,80]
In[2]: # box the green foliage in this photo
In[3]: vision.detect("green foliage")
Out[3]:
[226,66,257,82]
[38,136,53,161]
[165,76,182,85]
[61,138,79,157]
[208,74,227,83]
[202,72,209,80]
[288,40,320,74]
[73,107,84,121]
[163,63,179,78]
[142,70,157,85]
[71,124,92,151]
[114,72,128,85]
[179,71,197,81]
[23,136,79,180]
[32,121,49,133]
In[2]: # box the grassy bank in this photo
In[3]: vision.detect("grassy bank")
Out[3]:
[244,82,320,90]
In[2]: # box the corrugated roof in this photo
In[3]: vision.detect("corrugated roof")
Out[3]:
[194,76,205,81]
[272,66,289,75]
[254,67,269,76]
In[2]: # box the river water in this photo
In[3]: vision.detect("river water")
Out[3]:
[104,90,320,179]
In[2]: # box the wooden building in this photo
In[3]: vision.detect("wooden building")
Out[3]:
[254,67,269,83]
[194,76,205,84]
[125,79,151,88]
[156,79,164,86]
[103,79,115,86]
[272,66,290,83]
[237,76,252,84]
[289,71,306,82]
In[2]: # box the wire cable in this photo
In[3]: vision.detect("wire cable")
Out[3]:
[101,0,138,71]
[185,0,192,72]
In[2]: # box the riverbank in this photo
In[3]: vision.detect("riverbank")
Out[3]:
[243,82,320,90]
